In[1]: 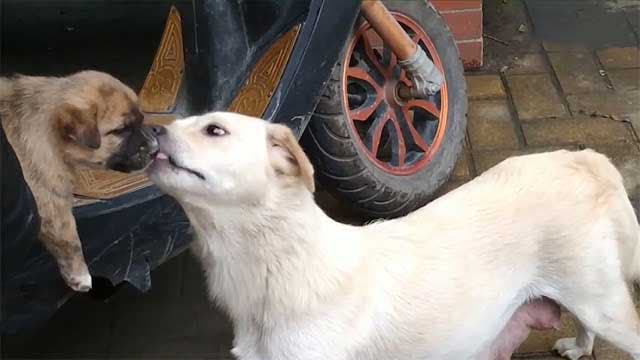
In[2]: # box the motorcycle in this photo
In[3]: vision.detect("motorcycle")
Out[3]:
[1,0,467,333]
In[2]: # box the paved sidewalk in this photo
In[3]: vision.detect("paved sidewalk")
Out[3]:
[3,1,640,359]
[446,1,640,207]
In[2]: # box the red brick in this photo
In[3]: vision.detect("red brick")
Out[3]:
[457,40,483,69]
[431,0,482,12]
[441,10,482,41]
[430,0,484,69]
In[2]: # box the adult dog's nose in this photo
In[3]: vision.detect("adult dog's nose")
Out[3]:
[150,125,166,137]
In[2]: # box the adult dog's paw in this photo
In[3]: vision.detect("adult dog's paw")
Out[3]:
[553,337,591,360]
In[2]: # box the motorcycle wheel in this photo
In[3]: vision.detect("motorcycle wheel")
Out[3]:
[303,1,468,218]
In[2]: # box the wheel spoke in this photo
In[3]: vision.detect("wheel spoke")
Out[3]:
[365,111,389,156]
[364,28,384,47]
[405,99,440,118]
[361,31,388,78]
[346,66,384,122]
[400,107,430,152]
[346,66,382,90]
[399,70,412,87]
[350,95,383,121]
[389,113,407,167]
[388,51,398,73]
[382,43,399,74]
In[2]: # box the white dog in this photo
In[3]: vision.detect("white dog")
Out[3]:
[147,112,640,360]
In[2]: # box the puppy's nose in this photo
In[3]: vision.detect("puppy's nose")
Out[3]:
[150,125,166,137]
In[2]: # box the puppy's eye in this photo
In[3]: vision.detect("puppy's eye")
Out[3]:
[205,124,227,137]
[108,126,131,135]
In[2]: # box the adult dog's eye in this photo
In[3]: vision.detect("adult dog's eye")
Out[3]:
[205,124,227,137]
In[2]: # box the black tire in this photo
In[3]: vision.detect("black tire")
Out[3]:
[303,1,468,218]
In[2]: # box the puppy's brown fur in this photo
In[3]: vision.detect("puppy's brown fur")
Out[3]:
[0,70,157,291]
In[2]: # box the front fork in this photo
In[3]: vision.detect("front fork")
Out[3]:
[359,0,444,99]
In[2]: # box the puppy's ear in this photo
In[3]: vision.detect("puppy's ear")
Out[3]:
[267,124,315,192]
[55,103,101,149]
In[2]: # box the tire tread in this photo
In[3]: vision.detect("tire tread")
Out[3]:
[302,2,468,218]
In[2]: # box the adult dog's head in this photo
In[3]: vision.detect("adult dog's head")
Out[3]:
[147,112,314,206]
[54,71,157,172]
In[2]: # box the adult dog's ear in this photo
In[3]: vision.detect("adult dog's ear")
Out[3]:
[267,123,315,192]
[55,102,101,149]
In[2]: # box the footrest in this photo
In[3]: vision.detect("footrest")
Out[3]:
[72,6,184,203]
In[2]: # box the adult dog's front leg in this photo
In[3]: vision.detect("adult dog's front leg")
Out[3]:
[230,322,264,360]
[39,200,92,292]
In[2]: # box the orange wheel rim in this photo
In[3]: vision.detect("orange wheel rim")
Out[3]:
[341,12,449,176]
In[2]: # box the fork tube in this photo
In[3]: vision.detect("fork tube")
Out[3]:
[359,0,417,61]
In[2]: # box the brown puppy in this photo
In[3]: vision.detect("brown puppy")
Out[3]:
[0,70,158,291]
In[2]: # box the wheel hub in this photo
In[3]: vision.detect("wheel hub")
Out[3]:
[342,13,448,176]
[385,79,402,107]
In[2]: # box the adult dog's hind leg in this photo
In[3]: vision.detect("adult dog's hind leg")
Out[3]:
[556,281,640,359]
[553,319,595,360]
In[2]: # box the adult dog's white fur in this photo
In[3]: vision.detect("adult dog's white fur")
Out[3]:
[148,112,640,360]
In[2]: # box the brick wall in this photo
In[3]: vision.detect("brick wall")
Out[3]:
[430,0,483,69]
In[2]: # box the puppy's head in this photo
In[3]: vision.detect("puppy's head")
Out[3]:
[55,71,158,172]
[147,112,314,205]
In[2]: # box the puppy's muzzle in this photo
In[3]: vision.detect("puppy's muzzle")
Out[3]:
[106,125,161,173]
[142,126,160,154]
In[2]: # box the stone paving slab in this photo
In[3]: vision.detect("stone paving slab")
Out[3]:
[542,41,590,53]
[507,74,569,121]
[594,338,634,360]
[451,144,473,180]
[468,99,521,150]
[505,53,547,75]
[521,117,636,147]
[467,74,507,99]
[548,52,609,94]
[526,0,638,48]
[587,143,640,198]
[472,149,525,175]
[482,0,543,72]
[434,179,468,198]
[597,47,640,69]
[472,146,575,175]
[608,68,640,91]
[625,7,640,38]
[566,90,640,118]
[631,113,640,137]
[473,144,640,187]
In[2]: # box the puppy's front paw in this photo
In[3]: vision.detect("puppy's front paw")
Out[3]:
[69,272,92,292]
[553,337,591,360]
[62,267,93,292]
